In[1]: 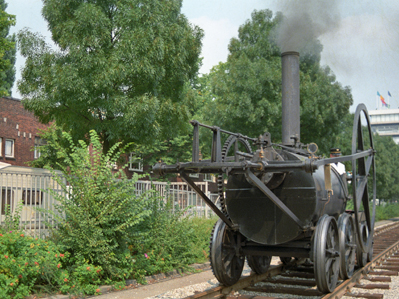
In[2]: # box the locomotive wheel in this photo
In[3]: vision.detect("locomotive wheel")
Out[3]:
[338,213,356,279]
[352,104,376,255]
[218,135,252,217]
[247,255,271,274]
[210,219,244,286]
[313,215,340,293]
[356,222,371,267]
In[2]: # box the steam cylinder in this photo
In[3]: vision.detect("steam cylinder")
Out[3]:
[225,151,347,245]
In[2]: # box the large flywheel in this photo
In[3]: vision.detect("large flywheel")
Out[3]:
[209,219,245,286]
[351,104,376,263]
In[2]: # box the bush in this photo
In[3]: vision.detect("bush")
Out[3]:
[346,198,399,222]
[0,231,105,298]
[375,203,399,221]
[41,130,152,280]
[0,231,63,298]
[129,198,217,280]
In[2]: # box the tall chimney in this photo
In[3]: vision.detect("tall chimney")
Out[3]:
[281,51,300,146]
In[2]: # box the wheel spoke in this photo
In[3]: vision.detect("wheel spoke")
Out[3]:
[314,215,339,293]
[210,219,244,286]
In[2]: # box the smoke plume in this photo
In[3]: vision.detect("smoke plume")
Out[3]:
[275,0,341,52]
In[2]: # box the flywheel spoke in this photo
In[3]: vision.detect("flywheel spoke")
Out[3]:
[352,104,376,256]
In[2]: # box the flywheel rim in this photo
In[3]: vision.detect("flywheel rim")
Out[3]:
[351,104,376,255]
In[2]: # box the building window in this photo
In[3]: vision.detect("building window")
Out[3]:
[189,173,199,178]
[0,137,2,156]
[204,173,213,182]
[22,189,43,205]
[34,137,46,159]
[128,152,143,172]
[1,188,14,215]
[5,139,14,158]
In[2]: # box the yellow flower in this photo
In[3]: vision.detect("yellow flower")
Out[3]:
[30,243,35,248]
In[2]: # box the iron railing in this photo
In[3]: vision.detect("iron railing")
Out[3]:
[0,169,217,238]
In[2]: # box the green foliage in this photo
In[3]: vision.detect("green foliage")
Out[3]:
[0,0,15,96]
[196,9,352,156]
[41,130,152,279]
[375,203,399,222]
[133,134,193,174]
[0,232,65,298]
[18,0,203,153]
[372,134,399,201]
[28,123,81,170]
[128,198,216,281]
[0,231,105,298]
[1,204,22,233]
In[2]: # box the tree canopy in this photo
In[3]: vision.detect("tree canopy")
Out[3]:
[197,9,353,155]
[18,0,203,153]
[372,133,399,201]
[0,0,16,96]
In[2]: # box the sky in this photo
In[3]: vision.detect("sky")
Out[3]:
[7,0,399,112]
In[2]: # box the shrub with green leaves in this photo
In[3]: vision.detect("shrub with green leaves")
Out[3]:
[42,130,152,279]
[0,231,104,298]
[0,231,65,298]
[375,202,399,221]
[0,204,23,234]
[129,198,217,280]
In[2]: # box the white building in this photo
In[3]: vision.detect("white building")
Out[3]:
[369,109,399,144]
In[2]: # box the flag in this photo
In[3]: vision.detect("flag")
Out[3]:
[388,91,392,97]
[377,91,388,107]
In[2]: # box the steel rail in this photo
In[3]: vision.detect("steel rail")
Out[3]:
[183,260,307,299]
[323,229,399,299]
[182,222,399,299]
[183,265,285,299]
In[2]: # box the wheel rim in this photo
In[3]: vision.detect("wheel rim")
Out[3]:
[351,104,376,255]
[210,219,244,286]
[338,213,356,279]
[247,255,271,274]
[314,215,340,293]
[356,222,369,267]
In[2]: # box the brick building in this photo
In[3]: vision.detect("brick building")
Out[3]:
[0,97,50,166]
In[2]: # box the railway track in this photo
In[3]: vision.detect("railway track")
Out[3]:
[184,221,399,299]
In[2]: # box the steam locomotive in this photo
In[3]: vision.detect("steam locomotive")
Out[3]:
[153,52,376,293]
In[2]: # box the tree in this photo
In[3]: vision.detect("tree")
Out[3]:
[197,10,352,155]
[18,0,203,153]
[0,0,16,96]
[372,134,399,201]
[28,124,73,170]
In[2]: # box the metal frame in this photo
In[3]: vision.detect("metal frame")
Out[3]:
[153,114,376,232]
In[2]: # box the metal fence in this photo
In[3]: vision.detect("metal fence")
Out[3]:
[0,169,218,238]
[167,182,219,218]
[0,169,65,238]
